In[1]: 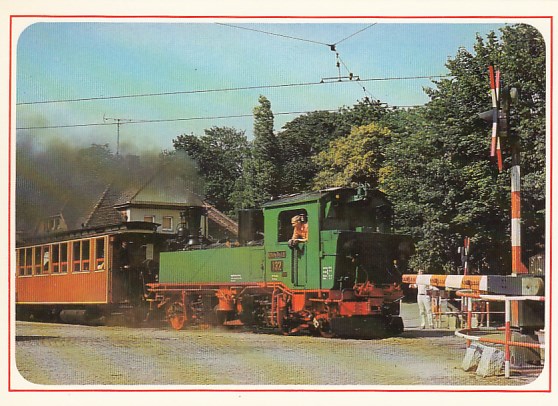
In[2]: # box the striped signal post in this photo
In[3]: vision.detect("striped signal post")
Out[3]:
[459,237,471,275]
[510,115,526,275]
[485,66,526,275]
[488,66,503,172]
[489,66,498,156]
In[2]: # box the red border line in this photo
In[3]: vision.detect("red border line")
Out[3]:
[7,15,556,19]
[8,15,13,393]
[549,14,553,391]
[8,14,553,394]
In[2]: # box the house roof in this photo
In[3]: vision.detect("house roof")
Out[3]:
[86,172,204,228]
[114,172,204,208]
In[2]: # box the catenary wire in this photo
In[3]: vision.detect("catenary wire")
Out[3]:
[215,23,330,47]
[333,24,377,47]
[16,110,336,130]
[16,105,425,131]
[16,75,450,106]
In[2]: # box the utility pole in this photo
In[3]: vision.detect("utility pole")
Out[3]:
[103,115,132,156]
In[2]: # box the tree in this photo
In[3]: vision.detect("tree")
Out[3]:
[274,100,393,194]
[173,126,248,213]
[277,110,344,194]
[338,98,391,129]
[232,96,282,208]
[380,24,546,273]
[313,123,392,189]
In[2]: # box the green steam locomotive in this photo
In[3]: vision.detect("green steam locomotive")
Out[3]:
[147,186,413,338]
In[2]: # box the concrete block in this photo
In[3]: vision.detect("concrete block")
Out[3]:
[476,345,504,377]
[461,343,483,372]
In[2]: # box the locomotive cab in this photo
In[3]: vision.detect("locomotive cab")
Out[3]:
[261,186,413,337]
[262,186,412,291]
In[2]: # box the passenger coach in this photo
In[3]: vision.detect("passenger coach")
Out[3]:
[16,222,168,324]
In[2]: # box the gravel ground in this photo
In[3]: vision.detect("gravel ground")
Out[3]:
[14,303,543,387]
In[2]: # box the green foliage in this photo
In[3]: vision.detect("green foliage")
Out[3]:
[275,100,393,194]
[232,96,282,209]
[277,110,344,193]
[313,123,392,189]
[173,126,248,213]
[380,24,545,273]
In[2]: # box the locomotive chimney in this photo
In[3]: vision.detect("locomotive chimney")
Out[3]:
[178,206,205,246]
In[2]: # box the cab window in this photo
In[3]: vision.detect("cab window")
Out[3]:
[277,209,307,242]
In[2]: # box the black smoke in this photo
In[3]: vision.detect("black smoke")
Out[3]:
[16,135,203,237]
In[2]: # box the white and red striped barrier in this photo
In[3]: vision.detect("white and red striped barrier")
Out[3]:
[403,273,488,291]
[402,273,543,296]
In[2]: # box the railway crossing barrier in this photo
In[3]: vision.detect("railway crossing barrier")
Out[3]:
[455,292,545,378]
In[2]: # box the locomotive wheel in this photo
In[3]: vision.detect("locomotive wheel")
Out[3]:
[167,301,187,330]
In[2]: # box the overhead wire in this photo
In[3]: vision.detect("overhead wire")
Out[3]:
[216,22,378,52]
[16,109,336,131]
[17,24,442,108]
[215,23,331,47]
[18,24,439,131]
[332,23,377,48]
[16,104,426,132]
[16,75,449,106]
[215,21,385,103]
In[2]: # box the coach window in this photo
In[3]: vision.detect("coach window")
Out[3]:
[33,246,41,275]
[162,216,173,231]
[39,246,50,275]
[52,244,68,273]
[25,248,33,275]
[17,249,25,276]
[35,247,43,275]
[278,209,308,242]
[72,240,90,272]
[82,240,90,271]
[72,241,80,272]
[95,237,105,270]
[52,244,60,273]
[59,243,68,273]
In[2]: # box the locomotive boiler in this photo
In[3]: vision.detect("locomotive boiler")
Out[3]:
[148,186,413,338]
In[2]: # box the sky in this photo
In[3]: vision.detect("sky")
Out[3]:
[16,21,506,155]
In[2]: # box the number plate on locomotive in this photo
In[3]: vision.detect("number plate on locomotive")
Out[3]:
[271,260,284,272]
[268,251,286,259]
